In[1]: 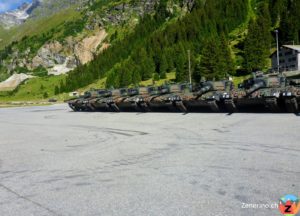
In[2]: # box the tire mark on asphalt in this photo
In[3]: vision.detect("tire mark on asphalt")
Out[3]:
[70,125,149,136]
[0,183,62,216]
[0,121,149,137]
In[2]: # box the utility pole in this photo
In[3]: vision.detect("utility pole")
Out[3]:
[188,50,192,85]
[275,30,280,73]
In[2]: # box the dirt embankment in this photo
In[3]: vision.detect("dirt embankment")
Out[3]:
[74,29,108,64]
[0,73,34,91]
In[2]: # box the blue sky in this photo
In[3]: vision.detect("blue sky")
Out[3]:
[0,0,32,13]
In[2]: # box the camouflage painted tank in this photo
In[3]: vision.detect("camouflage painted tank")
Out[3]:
[126,86,159,112]
[231,72,285,112]
[89,88,128,112]
[280,71,300,112]
[67,90,99,112]
[186,80,235,112]
[67,70,300,113]
[87,89,114,111]
[281,78,300,113]
[148,83,191,112]
[111,87,140,112]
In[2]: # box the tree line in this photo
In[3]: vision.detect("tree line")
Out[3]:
[60,0,249,92]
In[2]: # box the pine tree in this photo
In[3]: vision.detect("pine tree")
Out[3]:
[279,0,300,44]
[43,92,48,99]
[59,80,65,93]
[193,61,202,83]
[120,59,134,87]
[175,44,188,82]
[175,52,188,82]
[244,13,271,73]
[54,86,60,95]
[220,34,235,76]
[153,73,160,81]
[200,38,222,80]
[138,48,155,80]
[132,67,142,85]
[159,53,168,75]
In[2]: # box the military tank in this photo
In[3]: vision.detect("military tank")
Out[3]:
[111,86,158,112]
[125,86,159,112]
[148,83,191,112]
[185,80,235,112]
[66,69,300,113]
[280,71,300,113]
[95,88,128,112]
[67,90,99,112]
[112,87,142,112]
[281,78,300,113]
[231,72,285,112]
[87,89,114,111]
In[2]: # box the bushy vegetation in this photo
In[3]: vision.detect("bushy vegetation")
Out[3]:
[0,75,66,101]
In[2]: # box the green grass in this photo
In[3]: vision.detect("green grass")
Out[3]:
[139,72,176,86]
[77,77,107,92]
[0,75,66,102]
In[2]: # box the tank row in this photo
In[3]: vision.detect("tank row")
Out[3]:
[67,71,300,113]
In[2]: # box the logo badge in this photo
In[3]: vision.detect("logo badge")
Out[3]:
[279,194,300,216]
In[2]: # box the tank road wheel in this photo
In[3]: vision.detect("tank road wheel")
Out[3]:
[224,99,237,113]
[132,102,143,112]
[68,103,77,112]
[208,100,220,112]
[87,103,96,111]
[285,97,298,113]
[175,101,187,113]
[265,97,280,112]
[139,102,151,112]
[168,103,178,112]
[110,103,120,112]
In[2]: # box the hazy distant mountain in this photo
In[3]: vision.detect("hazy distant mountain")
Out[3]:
[0,0,40,29]
[0,0,87,29]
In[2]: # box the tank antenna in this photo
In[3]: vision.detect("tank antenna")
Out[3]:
[188,50,192,85]
[275,30,280,73]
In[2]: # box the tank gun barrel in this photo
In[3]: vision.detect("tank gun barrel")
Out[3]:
[246,81,265,96]
[283,70,300,78]
[289,79,300,86]
[194,83,213,98]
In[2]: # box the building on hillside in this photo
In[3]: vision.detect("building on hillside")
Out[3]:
[271,45,300,72]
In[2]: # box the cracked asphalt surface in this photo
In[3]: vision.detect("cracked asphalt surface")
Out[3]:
[0,104,299,216]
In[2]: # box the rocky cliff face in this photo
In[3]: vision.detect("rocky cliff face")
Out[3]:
[3,28,108,76]
[0,0,194,82]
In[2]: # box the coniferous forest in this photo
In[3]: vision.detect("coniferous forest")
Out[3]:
[58,0,300,91]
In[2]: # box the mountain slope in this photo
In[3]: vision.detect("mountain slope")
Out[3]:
[0,1,39,29]
[0,0,299,102]
[0,0,88,29]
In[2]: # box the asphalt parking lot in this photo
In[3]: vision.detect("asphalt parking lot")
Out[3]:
[0,104,299,216]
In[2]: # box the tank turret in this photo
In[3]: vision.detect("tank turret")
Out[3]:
[280,78,300,113]
[148,83,191,112]
[67,89,100,112]
[190,80,234,112]
[89,88,127,112]
[233,73,285,112]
